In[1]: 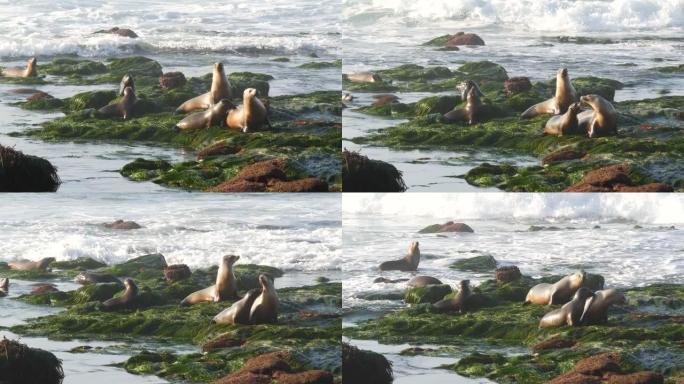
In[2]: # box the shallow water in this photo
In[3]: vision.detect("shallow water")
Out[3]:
[342,0,684,191]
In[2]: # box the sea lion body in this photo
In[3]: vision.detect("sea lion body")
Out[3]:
[102,278,138,310]
[8,257,55,271]
[1,57,37,78]
[407,275,443,287]
[180,255,239,306]
[249,274,279,324]
[345,72,382,83]
[175,62,231,113]
[379,241,420,271]
[74,271,122,286]
[580,288,626,325]
[539,287,594,328]
[119,74,135,96]
[98,86,136,119]
[544,102,582,136]
[525,271,585,305]
[578,94,618,138]
[521,68,577,118]
[212,288,261,325]
[226,88,270,132]
[176,99,233,130]
[0,278,8,297]
[444,86,483,124]
[433,280,471,313]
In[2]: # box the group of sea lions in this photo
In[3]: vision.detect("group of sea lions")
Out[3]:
[0,257,57,299]
[374,242,626,326]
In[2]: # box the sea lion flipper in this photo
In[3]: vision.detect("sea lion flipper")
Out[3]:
[444,109,466,123]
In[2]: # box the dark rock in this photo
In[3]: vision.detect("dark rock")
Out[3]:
[27,91,53,101]
[446,32,485,46]
[342,342,392,384]
[31,284,59,295]
[197,141,241,160]
[159,72,187,90]
[269,178,329,192]
[163,264,191,282]
[542,148,587,165]
[495,266,522,283]
[547,372,603,384]
[103,219,142,230]
[272,370,334,384]
[418,221,474,233]
[342,149,406,192]
[532,336,576,353]
[207,180,267,193]
[372,94,400,107]
[614,183,673,192]
[572,352,622,376]
[605,371,664,384]
[0,338,64,384]
[202,334,245,352]
[504,77,532,95]
[94,27,138,38]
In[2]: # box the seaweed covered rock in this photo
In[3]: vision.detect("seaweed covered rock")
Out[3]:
[159,71,187,89]
[342,150,406,192]
[342,342,392,384]
[565,164,673,192]
[63,90,118,111]
[495,266,522,283]
[0,339,64,384]
[206,159,329,193]
[196,141,242,160]
[418,221,474,234]
[450,255,497,272]
[424,32,485,47]
[164,264,191,282]
[0,144,60,192]
[504,77,532,95]
[404,284,452,304]
[41,57,108,76]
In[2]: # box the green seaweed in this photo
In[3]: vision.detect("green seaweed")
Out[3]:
[298,60,342,69]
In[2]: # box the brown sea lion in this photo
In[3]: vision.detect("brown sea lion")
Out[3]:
[539,287,594,328]
[226,88,271,132]
[379,241,420,271]
[443,86,483,124]
[580,288,626,325]
[433,280,471,313]
[1,57,37,78]
[524,271,586,305]
[521,68,577,118]
[0,278,8,297]
[8,257,55,271]
[212,288,261,325]
[102,278,138,311]
[74,271,122,286]
[342,92,354,102]
[543,102,582,136]
[456,80,484,101]
[578,94,618,138]
[176,99,234,130]
[344,72,382,83]
[372,94,399,107]
[98,86,136,119]
[249,274,279,324]
[180,255,239,306]
[407,275,443,287]
[118,74,135,96]
[175,62,231,114]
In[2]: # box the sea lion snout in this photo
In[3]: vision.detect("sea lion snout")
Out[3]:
[224,254,240,264]
[559,68,568,77]
[215,62,224,70]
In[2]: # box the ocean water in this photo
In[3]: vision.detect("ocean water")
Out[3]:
[342,193,684,383]
[342,0,684,191]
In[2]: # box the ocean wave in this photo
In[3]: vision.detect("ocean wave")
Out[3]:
[344,0,684,33]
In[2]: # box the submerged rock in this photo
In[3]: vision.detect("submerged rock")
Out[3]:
[342,150,406,192]
[418,221,474,233]
[342,342,392,384]
[0,144,60,192]
[103,219,142,230]
[0,339,64,384]
[94,27,138,38]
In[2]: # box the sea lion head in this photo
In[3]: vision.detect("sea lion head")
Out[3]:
[0,278,8,291]
[38,257,56,270]
[370,73,382,82]
[569,270,586,287]
[214,62,224,72]
[258,273,274,290]
[568,102,581,114]
[122,86,135,97]
[223,254,240,266]
[580,94,601,107]
[573,287,594,302]
[408,241,419,255]
[123,278,137,292]
[26,57,37,75]
[459,279,470,292]
[243,88,257,99]
[558,68,568,79]
[122,74,133,85]
[604,289,627,306]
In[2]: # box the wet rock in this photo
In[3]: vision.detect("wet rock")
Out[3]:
[235,159,287,183]
[163,264,191,282]
[579,164,632,188]
[207,180,267,193]
[8,88,41,94]
[103,219,142,230]
[407,276,442,287]
[605,371,664,384]
[31,284,59,295]
[273,370,333,384]
[159,71,187,89]
[239,351,292,375]
[27,91,53,101]
[196,141,241,160]
[495,266,522,283]
[0,144,60,192]
[214,371,271,384]
[342,149,406,192]
[418,221,474,233]
[547,372,603,384]
[614,183,673,192]
[0,338,64,384]
[445,32,485,46]
[532,336,576,353]
[342,342,392,384]
[94,27,138,38]
[573,352,622,376]
[450,255,497,272]
[504,77,532,95]
[565,164,673,192]
[404,284,452,304]
[269,178,329,192]
[542,148,587,165]
[201,334,245,352]
[372,94,400,107]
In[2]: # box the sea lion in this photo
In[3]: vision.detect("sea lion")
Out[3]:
[521,68,577,118]
[249,274,279,324]
[8,257,55,271]
[1,57,37,78]
[118,74,135,96]
[0,278,8,297]
[407,276,443,287]
[344,72,382,83]
[180,255,239,306]
[212,288,261,325]
[539,287,594,328]
[444,86,483,124]
[580,288,626,325]
[433,280,471,313]
[342,92,354,102]
[578,94,618,138]
[98,86,136,119]
[175,62,231,114]
[225,88,271,132]
[456,80,484,101]
[524,271,586,305]
[378,241,420,271]
[74,271,122,286]
[176,99,234,130]
[543,102,582,136]
[102,278,138,311]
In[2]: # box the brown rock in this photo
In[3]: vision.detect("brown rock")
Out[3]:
[94,27,138,38]
[605,371,664,384]
[269,178,328,192]
[159,71,187,90]
[31,284,59,295]
[273,370,333,384]
[532,336,576,353]
[27,91,53,101]
[8,88,41,94]
[572,352,621,376]
[546,372,603,384]
[202,334,245,352]
[564,183,612,192]
[495,266,522,283]
[240,351,292,375]
[164,264,191,282]
[103,220,142,230]
[197,141,242,160]
[207,180,267,193]
[372,94,399,107]
[234,159,287,183]
[504,77,532,95]
[213,372,271,384]
[579,164,632,188]
[445,32,485,46]
[440,221,474,233]
[613,183,673,192]
[542,148,587,165]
